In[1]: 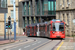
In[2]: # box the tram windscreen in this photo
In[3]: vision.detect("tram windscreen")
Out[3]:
[52,23,64,31]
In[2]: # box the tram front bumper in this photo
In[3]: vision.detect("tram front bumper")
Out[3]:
[51,35,65,38]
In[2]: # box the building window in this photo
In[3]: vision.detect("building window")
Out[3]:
[23,2,26,15]
[1,0,7,8]
[59,13,60,19]
[27,2,29,15]
[67,0,69,6]
[10,0,13,4]
[37,0,40,15]
[27,17,29,25]
[11,10,14,18]
[67,14,69,25]
[63,0,65,6]
[47,0,56,15]
[11,23,14,32]
[63,14,65,22]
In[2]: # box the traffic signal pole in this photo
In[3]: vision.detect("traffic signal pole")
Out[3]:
[13,0,16,40]
[4,13,6,40]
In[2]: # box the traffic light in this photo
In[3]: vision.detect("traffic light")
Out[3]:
[8,21,11,27]
[7,16,12,29]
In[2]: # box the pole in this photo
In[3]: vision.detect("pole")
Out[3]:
[4,13,6,40]
[13,0,16,40]
[8,29,9,39]
[9,29,11,42]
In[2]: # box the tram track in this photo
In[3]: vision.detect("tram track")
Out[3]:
[32,39,62,50]
[51,40,62,50]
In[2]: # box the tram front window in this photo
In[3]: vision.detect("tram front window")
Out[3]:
[52,23,64,31]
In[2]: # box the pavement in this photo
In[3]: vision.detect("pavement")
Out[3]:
[0,39,15,45]
[55,37,74,50]
[0,35,26,45]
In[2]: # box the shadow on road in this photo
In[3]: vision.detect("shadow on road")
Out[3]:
[27,36,65,40]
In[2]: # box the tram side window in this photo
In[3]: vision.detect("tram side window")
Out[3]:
[32,27,34,31]
[49,25,51,31]
[43,25,45,31]
[36,26,37,32]
[27,28,30,32]
[39,26,45,31]
[47,25,49,32]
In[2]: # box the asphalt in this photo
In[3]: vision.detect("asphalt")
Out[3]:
[10,37,50,50]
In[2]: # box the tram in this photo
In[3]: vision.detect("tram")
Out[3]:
[26,19,65,38]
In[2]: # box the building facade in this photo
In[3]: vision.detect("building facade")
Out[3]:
[0,0,19,35]
[19,0,56,33]
[56,0,75,36]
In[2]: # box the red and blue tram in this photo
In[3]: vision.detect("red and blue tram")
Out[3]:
[26,19,65,38]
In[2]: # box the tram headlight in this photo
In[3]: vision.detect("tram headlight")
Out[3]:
[53,32,55,34]
[62,32,64,34]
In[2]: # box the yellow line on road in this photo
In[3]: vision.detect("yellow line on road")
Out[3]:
[57,42,64,50]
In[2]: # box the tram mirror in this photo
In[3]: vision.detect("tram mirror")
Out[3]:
[65,24,69,27]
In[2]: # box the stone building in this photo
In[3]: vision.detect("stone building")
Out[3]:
[0,0,19,35]
[56,0,75,36]
[19,0,56,34]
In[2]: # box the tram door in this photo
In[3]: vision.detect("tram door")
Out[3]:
[37,24,40,36]
[26,27,30,36]
[47,24,51,38]
[39,25,45,36]
[31,27,34,36]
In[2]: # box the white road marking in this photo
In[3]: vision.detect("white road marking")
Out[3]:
[38,41,41,43]
[19,48,21,50]
[24,45,30,48]
[32,43,37,45]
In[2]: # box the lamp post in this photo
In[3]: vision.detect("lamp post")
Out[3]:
[13,0,16,40]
